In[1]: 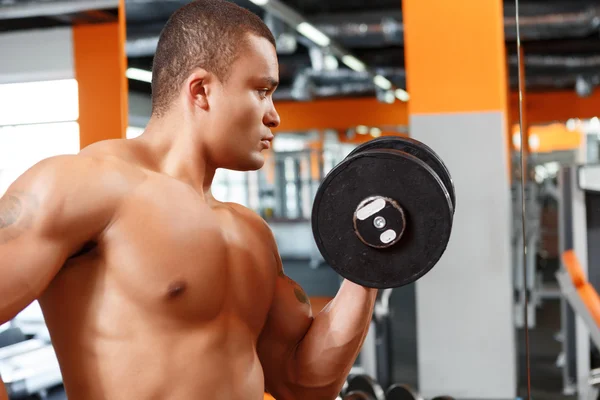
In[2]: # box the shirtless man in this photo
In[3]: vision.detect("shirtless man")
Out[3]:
[0,1,377,399]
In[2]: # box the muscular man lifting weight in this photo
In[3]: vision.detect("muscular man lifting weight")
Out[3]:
[0,1,377,399]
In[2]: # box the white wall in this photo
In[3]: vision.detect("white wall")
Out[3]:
[0,27,74,84]
[0,28,80,193]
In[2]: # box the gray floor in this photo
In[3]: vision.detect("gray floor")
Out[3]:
[517,299,576,400]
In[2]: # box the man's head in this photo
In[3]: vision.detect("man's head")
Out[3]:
[151,0,281,170]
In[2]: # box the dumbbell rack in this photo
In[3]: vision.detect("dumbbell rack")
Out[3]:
[339,372,455,400]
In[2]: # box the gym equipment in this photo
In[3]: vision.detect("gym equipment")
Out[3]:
[345,137,455,212]
[384,383,424,400]
[0,338,63,398]
[343,391,375,400]
[344,374,386,400]
[557,165,600,398]
[0,327,26,349]
[312,136,454,289]
[431,397,456,400]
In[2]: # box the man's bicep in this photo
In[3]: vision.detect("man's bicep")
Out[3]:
[0,190,37,245]
[0,156,120,323]
[261,272,314,339]
[0,188,67,323]
[258,272,314,392]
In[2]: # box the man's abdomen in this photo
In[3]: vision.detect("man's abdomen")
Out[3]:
[54,325,266,400]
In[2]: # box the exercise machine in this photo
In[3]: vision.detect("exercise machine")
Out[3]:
[556,163,600,399]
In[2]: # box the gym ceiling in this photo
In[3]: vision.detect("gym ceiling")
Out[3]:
[1,0,600,101]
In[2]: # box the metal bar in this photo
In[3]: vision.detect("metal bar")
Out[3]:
[557,270,600,357]
[558,166,578,394]
[570,164,593,398]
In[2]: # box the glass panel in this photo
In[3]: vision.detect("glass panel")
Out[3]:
[0,79,79,126]
[0,121,80,194]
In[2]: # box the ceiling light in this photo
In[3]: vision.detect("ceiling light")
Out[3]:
[248,0,269,5]
[370,127,382,137]
[126,68,152,83]
[356,125,369,135]
[373,75,392,90]
[383,91,395,104]
[342,55,366,72]
[297,22,331,47]
[395,89,410,102]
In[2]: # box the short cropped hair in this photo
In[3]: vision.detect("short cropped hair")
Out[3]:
[150,0,276,117]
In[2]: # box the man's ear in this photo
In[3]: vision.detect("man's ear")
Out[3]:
[185,68,212,111]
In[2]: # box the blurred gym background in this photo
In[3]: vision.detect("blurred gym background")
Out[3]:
[2,0,600,399]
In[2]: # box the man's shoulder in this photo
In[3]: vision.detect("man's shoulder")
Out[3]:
[18,149,143,214]
[224,202,274,236]
[225,202,267,225]
[224,202,281,271]
[33,151,134,184]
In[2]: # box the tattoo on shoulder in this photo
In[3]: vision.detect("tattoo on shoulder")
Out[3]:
[0,192,37,244]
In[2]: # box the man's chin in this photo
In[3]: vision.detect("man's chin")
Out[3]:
[225,155,265,171]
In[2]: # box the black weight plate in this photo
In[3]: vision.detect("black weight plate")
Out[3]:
[346,136,455,215]
[312,149,453,289]
[385,383,424,400]
[345,375,386,400]
[343,391,375,400]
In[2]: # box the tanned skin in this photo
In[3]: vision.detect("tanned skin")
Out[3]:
[0,34,377,400]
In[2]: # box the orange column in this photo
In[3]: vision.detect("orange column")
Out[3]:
[402,1,508,115]
[73,0,128,149]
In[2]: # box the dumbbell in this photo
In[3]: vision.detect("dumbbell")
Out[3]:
[312,136,455,289]
[431,397,455,400]
[344,374,386,400]
[343,391,376,400]
[385,383,424,400]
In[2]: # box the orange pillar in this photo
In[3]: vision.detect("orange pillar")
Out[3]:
[402,0,516,398]
[73,0,128,149]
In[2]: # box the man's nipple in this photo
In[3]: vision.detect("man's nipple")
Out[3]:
[167,280,187,298]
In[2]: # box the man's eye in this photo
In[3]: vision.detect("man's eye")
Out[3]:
[258,89,268,98]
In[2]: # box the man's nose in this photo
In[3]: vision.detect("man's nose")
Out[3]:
[264,105,281,129]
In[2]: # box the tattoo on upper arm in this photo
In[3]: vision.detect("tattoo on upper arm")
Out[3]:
[0,192,37,244]
[294,287,310,305]
[275,257,310,305]
[0,195,22,228]
[275,255,285,277]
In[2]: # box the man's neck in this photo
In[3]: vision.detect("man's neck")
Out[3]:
[136,114,216,197]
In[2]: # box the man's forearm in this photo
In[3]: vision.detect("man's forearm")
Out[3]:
[292,280,377,396]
